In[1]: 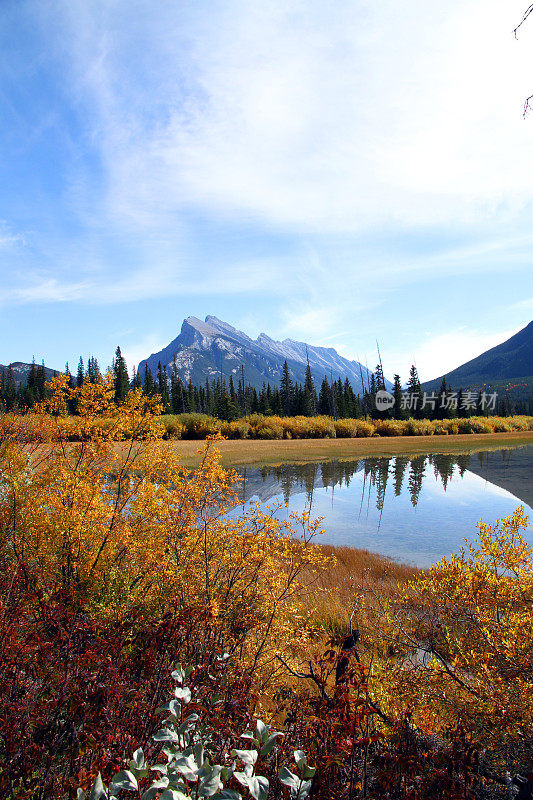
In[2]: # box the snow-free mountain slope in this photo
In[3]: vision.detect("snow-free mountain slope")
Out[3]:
[422,320,533,392]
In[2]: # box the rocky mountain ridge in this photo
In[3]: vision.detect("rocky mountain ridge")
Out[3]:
[138,315,386,393]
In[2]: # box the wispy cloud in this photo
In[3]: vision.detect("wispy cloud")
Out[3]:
[383,325,522,384]
[45,0,533,234]
[1,0,532,370]
[509,297,533,312]
[0,221,25,249]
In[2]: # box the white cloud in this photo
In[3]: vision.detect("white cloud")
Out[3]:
[121,333,168,372]
[0,278,91,305]
[47,0,533,234]
[0,221,25,249]
[383,325,522,384]
[509,297,533,312]
[280,306,339,340]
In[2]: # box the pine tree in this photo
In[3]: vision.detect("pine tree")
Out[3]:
[406,364,423,419]
[280,361,293,416]
[157,361,170,410]
[113,347,129,403]
[76,357,85,388]
[303,362,317,416]
[5,366,16,410]
[392,374,405,419]
[318,376,332,416]
[374,363,386,391]
[437,376,450,419]
[143,365,155,396]
[65,362,75,389]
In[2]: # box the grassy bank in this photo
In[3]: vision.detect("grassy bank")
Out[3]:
[304,543,419,637]
[142,429,533,467]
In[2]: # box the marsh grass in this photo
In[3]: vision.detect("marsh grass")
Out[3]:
[303,543,419,637]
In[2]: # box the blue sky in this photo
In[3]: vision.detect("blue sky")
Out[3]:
[1,0,533,382]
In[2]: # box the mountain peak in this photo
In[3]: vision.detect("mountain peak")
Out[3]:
[183,316,218,336]
[138,314,380,392]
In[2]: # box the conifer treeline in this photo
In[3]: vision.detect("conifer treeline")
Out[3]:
[1,347,530,417]
[0,360,50,409]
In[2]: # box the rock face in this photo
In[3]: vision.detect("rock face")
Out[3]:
[422,320,533,391]
[137,315,385,393]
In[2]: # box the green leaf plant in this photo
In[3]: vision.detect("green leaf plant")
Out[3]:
[78,659,313,800]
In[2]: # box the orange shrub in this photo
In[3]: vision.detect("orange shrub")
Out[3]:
[334,418,375,438]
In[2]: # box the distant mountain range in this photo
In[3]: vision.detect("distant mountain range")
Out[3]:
[0,361,58,387]
[3,317,531,403]
[422,320,533,400]
[138,315,389,393]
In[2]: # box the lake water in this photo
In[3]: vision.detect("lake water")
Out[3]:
[230,445,533,566]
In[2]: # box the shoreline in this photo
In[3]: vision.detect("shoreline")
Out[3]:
[150,430,533,467]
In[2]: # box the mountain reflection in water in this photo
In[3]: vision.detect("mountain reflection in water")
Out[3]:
[230,446,533,567]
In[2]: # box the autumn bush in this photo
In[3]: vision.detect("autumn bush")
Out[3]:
[5,408,532,442]
[373,419,405,437]
[220,419,252,439]
[177,412,222,438]
[364,507,533,751]
[2,381,533,798]
[0,377,338,797]
[334,418,375,438]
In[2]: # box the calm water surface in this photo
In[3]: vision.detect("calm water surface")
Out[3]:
[230,445,533,566]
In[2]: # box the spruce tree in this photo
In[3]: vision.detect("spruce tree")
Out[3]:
[437,376,449,419]
[374,363,386,391]
[143,365,155,396]
[76,357,85,388]
[280,361,293,416]
[170,364,181,413]
[303,363,317,416]
[65,362,75,389]
[392,374,405,419]
[156,362,170,410]
[37,361,46,402]
[205,378,213,416]
[406,365,423,419]
[87,356,102,384]
[5,366,16,410]
[229,375,237,405]
[186,381,196,412]
[113,347,129,403]
[318,376,332,416]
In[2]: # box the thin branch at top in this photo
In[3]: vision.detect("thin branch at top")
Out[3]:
[514,5,533,38]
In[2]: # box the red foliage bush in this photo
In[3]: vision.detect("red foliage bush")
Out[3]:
[0,569,252,799]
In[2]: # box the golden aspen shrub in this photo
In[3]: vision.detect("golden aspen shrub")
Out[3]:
[377,508,533,747]
[0,377,331,681]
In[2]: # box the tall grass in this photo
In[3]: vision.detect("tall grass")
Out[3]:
[2,410,531,442]
[159,413,533,441]
[302,543,419,638]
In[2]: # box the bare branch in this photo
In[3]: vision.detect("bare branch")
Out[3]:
[275,655,331,702]
[514,4,533,38]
